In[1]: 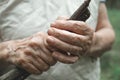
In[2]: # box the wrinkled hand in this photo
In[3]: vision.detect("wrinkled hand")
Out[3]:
[47,17,94,63]
[6,32,56,74]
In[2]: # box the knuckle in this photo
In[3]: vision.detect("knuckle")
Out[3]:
[80,21,86,26]
[28,41,39,47]
[49,28,59,36]
[35,32,43,36]
[53,31,61,38]
[74,21,86,27]
[24,49,33,56]
[74,21,81,26]
[18,58,23,63]
[75,36,82,42]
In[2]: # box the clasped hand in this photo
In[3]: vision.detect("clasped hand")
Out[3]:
[47,17,95,63]
[5,17,94,74]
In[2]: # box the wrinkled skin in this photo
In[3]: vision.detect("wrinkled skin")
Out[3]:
[47,17,95,63]
[0,3,115,75]
[6,32,57,74]
[1,29,79,74]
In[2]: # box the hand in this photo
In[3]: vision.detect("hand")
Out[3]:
[47,18,94,63]
[5,32,56,74]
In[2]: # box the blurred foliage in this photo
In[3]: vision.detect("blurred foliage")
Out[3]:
[101,9,120,80]
[106,0,120,9]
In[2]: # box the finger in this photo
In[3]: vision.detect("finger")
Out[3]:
[52,51,79,64]
[24,63,42,74]
[56,16,69,20]
[37,51,57,66]
[32,45,57,66]
[17,58,42,74]
[32,57,50,71]
[48,27,88,47]
[26,56,50,72]
[23,48,50,71]
[51,20,93,35]
[47,36,82,56]
[23,63,42,74]
[27,40,57,66]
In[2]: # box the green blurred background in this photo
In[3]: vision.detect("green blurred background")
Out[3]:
[101,0,120,80]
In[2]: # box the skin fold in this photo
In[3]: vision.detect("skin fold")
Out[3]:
[0,3,115,74]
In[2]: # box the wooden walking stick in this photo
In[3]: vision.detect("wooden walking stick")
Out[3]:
[0,0,91,80]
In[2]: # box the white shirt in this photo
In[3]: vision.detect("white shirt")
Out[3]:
[0,0,101,80]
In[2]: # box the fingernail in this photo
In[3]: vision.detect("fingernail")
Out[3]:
[51,22,56,27]
[47,36,54,44]
[48,28,53,35]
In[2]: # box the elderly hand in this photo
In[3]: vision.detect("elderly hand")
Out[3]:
[47,17,94,63]
[5,32,56,74]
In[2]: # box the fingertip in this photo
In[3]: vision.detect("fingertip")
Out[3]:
[71,56,79,63]
[46,36,54,44]
[47,28,52,35]
[52,52,59,59]
[52,51,79,64]
[51,22,56,27]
